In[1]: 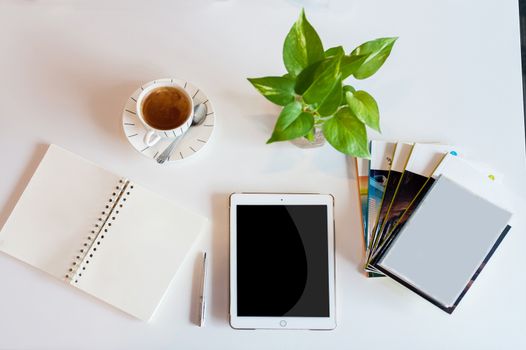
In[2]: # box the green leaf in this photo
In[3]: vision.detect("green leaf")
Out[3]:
[345,90,380,132]
[343,85,355,94]
[317,79,342,116]
[295,60,323,95]
[322,107,370,157]
[340,85,355,105]
[324,46,345,58]
[268,101,314,143]
[247,76,295,106]
[283,9,324,77]
[296,50,344,95]
[305,128,315,142]
[350,37,397,79]
[341,54,367,80]
[303,55,342,106]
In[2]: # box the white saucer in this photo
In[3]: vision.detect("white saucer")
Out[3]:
[122,78,215,162]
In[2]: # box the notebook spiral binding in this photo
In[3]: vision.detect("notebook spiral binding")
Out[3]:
[64,178,134,284]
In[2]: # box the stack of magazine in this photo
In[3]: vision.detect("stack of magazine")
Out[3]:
[356,141,513,313]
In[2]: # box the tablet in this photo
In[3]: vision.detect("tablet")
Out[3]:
[229,193,336,330]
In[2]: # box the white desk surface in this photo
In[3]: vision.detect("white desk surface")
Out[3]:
[1,0,525,349]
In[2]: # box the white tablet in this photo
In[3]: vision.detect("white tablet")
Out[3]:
[229,193,336,330]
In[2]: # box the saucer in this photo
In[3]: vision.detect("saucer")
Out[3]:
[122,78,215,162]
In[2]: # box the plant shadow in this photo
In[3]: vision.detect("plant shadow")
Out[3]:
[247,112,279,135]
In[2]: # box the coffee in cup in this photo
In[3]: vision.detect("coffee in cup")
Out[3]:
[136,82,194,146]
[142,86,191,130]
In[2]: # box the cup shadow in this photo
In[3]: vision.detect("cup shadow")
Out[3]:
[88,80,148,146]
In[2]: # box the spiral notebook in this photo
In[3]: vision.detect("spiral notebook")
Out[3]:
[0,145,208,321]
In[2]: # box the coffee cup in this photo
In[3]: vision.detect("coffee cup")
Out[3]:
[136,81,194,146]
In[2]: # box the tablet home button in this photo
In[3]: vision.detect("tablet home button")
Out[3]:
[279,320,287,327]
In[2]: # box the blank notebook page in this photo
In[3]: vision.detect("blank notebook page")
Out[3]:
[74,183,207,321]
[0,145,120,279]
[377,176,512,308]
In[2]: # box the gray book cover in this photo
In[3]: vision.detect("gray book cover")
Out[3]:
[376,175,512,313]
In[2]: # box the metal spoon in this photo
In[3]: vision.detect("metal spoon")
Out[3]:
[156,103,207,164]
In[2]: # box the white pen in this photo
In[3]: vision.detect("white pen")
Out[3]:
[198,252,208,327]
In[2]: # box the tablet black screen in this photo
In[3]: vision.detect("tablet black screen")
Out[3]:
[236,205,329,317]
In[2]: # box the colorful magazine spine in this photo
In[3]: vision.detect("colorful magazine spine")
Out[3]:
[368,142,413,261]
[363,141,396,276]
[356,157,373,277]
[371,143,456,260]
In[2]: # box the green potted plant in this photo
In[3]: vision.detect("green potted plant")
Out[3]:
[248,10,397,158]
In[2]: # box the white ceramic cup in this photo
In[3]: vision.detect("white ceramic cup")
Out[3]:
[136,81,194,147]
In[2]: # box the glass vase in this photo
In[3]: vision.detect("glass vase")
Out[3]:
[291,127,326,149]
